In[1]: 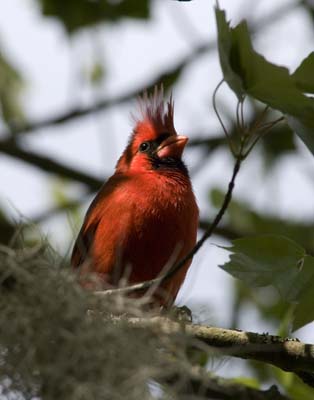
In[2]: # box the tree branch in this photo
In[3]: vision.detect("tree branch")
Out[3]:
[0,139,103,190]
[166,367,291,400]
[0,132,226,192]
[0,2,296,138]
[0,132,230,226]
[3,42,212,138]
[125,316,314,388]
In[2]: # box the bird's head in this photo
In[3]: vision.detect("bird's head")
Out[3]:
[116,87,188,174]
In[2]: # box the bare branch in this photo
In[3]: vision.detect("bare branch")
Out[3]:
[0,2,296,139]
[0,139,103,190]
[2,42,212,138]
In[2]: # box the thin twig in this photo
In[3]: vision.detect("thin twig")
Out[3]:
[257,115,284,131]
[0,2,296,139]
[243,116,284,158]
[95,97,282,298]
[1,42,213,138]
[236,99,242,133]
[212,80,236,156]
[249,105,269,133]
[240,97,245,131]
[96,155,242,297]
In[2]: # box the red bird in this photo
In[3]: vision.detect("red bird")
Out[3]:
[71,89,199,306]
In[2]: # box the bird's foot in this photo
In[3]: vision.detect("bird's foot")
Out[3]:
[163,305,193,323]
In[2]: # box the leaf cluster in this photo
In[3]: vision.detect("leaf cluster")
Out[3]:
[36,0,150,33]
[214,6,314,334]
[215,7,314,155]
[220,235,314,331]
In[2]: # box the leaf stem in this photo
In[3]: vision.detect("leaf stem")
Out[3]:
[242,115,284,158]
[212,79,237,156]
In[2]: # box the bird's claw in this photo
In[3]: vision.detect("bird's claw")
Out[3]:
[164,305,193,323]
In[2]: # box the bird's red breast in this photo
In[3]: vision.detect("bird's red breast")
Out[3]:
[71,87,199,306]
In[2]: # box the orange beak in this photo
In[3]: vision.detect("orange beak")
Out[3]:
[156,135,188,159]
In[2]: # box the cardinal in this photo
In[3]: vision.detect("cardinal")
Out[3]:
[71,88,199,306]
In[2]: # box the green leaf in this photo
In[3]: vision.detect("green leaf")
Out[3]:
[0,207,16,245]
[275,368,314,399]
[215,8,245,99]
[215,6,314,156]
[292,52,314,93]
[301,0,314,31]
[210,189,314,254]
[286,116,314,156]
[0,49,24,125]
[37,0,150,33]
[88,63,105,85]
[261,122,296,164]
[293,264,314,330]
[219,235,314,301]
[231,377,260,389]
[229,20,314,128]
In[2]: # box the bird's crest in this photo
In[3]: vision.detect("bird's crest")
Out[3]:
[133,85,175,134]
[116,86,177,172]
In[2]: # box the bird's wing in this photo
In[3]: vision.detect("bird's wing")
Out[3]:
[71,219,100,269]
[71,174,132,274]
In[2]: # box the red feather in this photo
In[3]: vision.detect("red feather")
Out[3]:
[72,88,199,306]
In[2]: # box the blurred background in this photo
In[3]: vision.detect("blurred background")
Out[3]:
[1,0,314,381]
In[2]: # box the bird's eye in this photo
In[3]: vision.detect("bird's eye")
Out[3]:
[139,141,150,152]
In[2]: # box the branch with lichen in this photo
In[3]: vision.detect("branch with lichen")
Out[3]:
[120,316,314,388]
[0,240,309,399]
